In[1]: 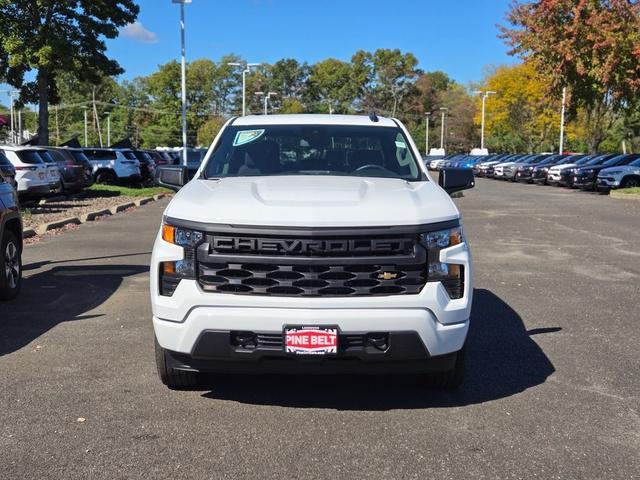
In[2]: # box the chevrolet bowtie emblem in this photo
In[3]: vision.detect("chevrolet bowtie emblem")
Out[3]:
[378,272,398,280]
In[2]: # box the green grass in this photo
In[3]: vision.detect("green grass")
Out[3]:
[87,184,172,198]
[615,187,640,195]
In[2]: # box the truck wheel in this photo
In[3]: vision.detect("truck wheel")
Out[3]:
[423,346,466,390]
[0,230,22,301]
[95,170,117,185]
[621,177,640,189]
[154,337,201,390]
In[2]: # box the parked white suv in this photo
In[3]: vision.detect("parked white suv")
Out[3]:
[151,114,475,390]
[83,148,141,184]
[0,146,51,198]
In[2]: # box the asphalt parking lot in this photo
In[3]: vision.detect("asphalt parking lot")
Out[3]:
[1,178,639,479]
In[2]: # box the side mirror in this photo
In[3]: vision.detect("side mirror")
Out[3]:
[155,166,188,191]
[439,168,475,195]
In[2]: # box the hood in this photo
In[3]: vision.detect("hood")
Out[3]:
[599,165,638,175]
[549,163,578,172]
[164,175,460,227]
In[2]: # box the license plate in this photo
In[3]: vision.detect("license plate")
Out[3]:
[284,326,338,355]
[39,172,45,179]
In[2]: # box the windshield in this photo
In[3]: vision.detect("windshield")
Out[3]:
[203,124,423,181]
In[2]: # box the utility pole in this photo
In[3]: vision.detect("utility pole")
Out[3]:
[559,86,567,154]
[439,107,448,150]
[82,106,88,147]
[92,87,103,147]
[425,112,431,156]
[173,0,192,166]
[55,106,60,146]
[18,110,22,143]
[106,113,111,146]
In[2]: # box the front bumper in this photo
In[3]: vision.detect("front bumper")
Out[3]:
[151,229,473,368]
[572,174,596,189]
[515,171,533,182]
[596,177,618,192]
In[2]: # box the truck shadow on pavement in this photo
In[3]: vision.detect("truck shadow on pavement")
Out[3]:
[0,264,148,357]
[201,289,558,409]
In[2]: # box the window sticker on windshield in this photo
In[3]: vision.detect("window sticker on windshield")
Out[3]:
[395,140,407,149]
[233,129,265,147]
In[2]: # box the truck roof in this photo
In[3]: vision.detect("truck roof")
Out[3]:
[232,114,397,128]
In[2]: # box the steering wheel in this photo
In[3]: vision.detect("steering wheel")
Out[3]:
[354,164,388,172]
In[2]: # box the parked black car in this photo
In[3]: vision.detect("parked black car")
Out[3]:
[45,147,94,193]
[572,154,640,190]
[0,150,17,190]
[560,154,618,187]
[129,150,156,182]
[0,170,22,300]
[516,154,568,183]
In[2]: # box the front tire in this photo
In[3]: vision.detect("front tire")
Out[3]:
[155,337,201,390]
[621,177,640,189]
[95,170,117,185]
[423,346,466,390]
[0,230,22,301]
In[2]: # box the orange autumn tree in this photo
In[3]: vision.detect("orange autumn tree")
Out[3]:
[501,0,640,152]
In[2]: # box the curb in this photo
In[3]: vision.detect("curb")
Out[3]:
[39,195,67,205]
[35,217,82,235]
[135,196,155,207]
[23,192,171,239]
[110,202,136,214]
[80,209,112,222]
[610,192,640,200]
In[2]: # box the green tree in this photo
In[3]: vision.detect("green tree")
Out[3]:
[370,49,419,116]
[0,0,138,145]
[197,117,226,146]
[306,59,359,113]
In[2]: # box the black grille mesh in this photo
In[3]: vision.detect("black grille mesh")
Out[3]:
[198,262,426,297]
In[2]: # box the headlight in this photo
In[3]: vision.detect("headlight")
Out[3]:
[160,224,204,296]
[420,227,464,299]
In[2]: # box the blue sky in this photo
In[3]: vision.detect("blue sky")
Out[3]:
[110,0,516,84]
[2,0,517,107]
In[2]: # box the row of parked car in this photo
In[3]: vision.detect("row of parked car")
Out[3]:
[427,153,640,192]
[0,145,212,200]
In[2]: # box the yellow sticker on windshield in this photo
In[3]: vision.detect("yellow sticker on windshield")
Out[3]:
[233,129,265,146]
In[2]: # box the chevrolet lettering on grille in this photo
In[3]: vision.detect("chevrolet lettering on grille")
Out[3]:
[210,236,414,256]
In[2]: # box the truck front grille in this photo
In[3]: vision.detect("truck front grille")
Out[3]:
[198,262,426,297]
[192,227,433,298]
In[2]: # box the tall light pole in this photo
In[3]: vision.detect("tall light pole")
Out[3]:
[559,86,567,154]
[258,92,277,115]
[473,90,496,150]
[439,107,448,150]
[425,112,431,156]
[105,112,111,146]
[173,0,191,166]
[228,62,261,116]
[82,106,88,147]
[1,90,18,144]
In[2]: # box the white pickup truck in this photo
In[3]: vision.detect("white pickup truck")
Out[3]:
[151,114,475,390]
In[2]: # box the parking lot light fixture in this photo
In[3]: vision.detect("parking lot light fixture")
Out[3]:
[228,62,261,116]
[173,0,192,166]
[439,107,448,150]
[265,92,277,115]
[473,90,496,150]
[425,112,431,156]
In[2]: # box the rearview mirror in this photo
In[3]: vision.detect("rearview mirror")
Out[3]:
[439,168,475,195]
[155,166,189,191]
